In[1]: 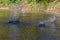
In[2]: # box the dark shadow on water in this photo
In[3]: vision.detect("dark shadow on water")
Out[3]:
[4,21,33,26]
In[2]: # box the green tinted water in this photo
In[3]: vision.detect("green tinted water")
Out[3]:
[0,10,60,40]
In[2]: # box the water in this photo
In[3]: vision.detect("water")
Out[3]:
[37,15,60,40]
[1,3,60,40]
[36,26,60,40]
[8,4,23,40]
[9,24,22,40]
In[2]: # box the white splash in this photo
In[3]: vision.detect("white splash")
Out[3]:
[38,15,57,33]
[21,5,26,16]
[9,4,21,21]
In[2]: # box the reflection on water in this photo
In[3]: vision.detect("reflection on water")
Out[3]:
[0,24,23,40]
[8,24,22,40]
[38,27,60,40]
[0,24,60,40]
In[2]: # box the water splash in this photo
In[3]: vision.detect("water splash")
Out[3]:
[38,15,56,32]
[9,4,21,21]
[21,4,26,17]
[9,4,23,40]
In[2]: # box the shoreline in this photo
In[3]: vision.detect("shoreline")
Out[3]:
[0,7,9,10]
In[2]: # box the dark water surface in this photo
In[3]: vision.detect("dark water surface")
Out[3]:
[0,23,60,40]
